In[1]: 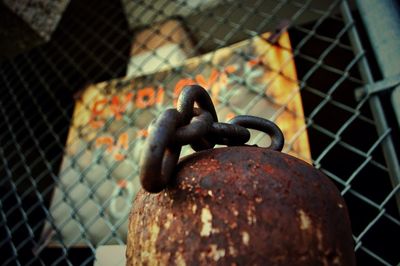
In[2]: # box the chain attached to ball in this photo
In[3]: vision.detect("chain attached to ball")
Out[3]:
[139,85,284,193]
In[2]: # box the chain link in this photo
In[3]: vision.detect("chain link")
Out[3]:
[139,109,182,193]
[139,85,285,193]
[177,85,219,151]
[174,108,214,145]
[228,115,284,151]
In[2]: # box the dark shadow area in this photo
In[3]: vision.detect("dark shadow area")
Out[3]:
[0,0,130,264]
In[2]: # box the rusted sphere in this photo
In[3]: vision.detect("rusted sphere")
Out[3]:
[127,147,355,265]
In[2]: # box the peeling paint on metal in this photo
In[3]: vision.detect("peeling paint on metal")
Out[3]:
[241,231,250,246]
[229,245,237,257]
[192,204,197,214]
[232,208,239,216]
[247,205,257,225]
[175,252,186,266]
[164,213,173,229]
[255,196,263,203]
[141,223,160,264]
[208,244,226,261]
[127,146,355,265]
[200,206,212,237]
[298,209,311,230]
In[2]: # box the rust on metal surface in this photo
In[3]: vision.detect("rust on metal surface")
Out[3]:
[127,146,355,265]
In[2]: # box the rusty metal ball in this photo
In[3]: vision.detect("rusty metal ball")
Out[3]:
[126,146,355,265]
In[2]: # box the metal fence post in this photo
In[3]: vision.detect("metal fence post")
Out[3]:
[353,0,400,209]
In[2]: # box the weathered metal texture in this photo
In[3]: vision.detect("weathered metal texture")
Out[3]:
[127,146,355,265]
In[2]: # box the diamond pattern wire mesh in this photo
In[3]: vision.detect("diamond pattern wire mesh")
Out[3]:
[0,0,399,265]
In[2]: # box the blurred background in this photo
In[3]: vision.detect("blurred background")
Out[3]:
[0,0,399,265]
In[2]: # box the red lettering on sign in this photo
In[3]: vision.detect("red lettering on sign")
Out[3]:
[89,98,108,128]
[136,87,156,109]
[195,69,219,89]
[88,65,243,129]
[95,136,114,152]
[114,132,129,161]
[95,132,129,161]
[110,92,133,120]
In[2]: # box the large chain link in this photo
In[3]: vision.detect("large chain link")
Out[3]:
[139,85,284,193]
[177,85,219,151]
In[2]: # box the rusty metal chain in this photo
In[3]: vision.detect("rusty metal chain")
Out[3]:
[139,85,284,193]
[228,115,284,151]
[177,84,219,151]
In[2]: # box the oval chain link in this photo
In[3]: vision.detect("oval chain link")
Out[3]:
[177,85,218,151]
[139,85,285,193]
[228,115,284,151]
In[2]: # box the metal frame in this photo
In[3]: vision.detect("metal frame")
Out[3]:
[349,0,400,211]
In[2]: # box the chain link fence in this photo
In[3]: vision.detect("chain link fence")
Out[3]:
[1,0,399,265]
